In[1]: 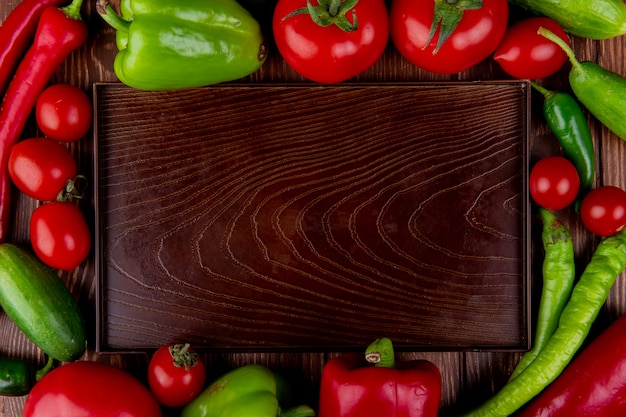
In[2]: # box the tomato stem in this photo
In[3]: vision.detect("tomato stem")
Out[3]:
[426,0,483,54]
[282,0,359,32]
[169,343,199,371]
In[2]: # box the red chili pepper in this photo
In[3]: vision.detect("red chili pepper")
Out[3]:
[318,338,441,417]
[518,313,626,417]
[0,0,69,97]
[0,0,87,242]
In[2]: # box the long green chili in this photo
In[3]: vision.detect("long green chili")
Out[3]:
[462,228,626,417]
[508,209,575,380]
[532,82,595,209]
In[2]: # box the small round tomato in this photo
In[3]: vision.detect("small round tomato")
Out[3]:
[390,0,508,74]
[23,361,162,417]
[580,186,626,236]
[8,137,78,201]
[529,156,580,210]
[272,0,389,83]
[30,202,91,270]
[36,84,92,142]
[148,343,206,407]
[494,17,570,80]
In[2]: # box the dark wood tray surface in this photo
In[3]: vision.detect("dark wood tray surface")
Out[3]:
[94,82,531,352]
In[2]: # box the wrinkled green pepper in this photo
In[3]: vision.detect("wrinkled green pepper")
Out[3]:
[181,364,316,417]
[96,0,267,90]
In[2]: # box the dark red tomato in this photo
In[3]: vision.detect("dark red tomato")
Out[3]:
[580,186,626,236]
[529,156,580,210]
[494,17,570,79]
[30,202,91,271]
[148,343,206,407]
[390,0,508,74]
[8,137,77,201]
[23,361,162,417]
[36,84,92,142]
[272,0,389,83]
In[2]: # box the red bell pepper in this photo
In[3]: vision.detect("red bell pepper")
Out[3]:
[318,338,441,417]
[518,313,626,417]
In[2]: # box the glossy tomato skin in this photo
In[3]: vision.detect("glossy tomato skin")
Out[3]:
[148,344,206,408]
[36,84,92,142]
[272,0,389,83]
[580,186,626,236]
[8,137,77,201]
[529,156,580,210]
[30,202,91,271]
[494,17,569,79]
[390,0,508,74]
[23,361,162,417]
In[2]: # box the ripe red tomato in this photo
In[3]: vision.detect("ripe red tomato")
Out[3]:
[580,186,626,236]
[529,156,580,210]
[494,17,570,79]
[390,0,508,74]
[8,137,78,201]
[36,84,92,142]
[30,202,91,270]
[272,0,389,83]
[23,361,162,417]
[148,343,206,407]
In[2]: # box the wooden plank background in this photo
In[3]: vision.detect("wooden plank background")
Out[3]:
[1,0,626,416]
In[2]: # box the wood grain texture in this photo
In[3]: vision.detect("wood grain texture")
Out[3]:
[95,83,530,351]
[1,0,626,415]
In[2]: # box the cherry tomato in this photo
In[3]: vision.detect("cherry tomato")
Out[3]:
[580,186,626,236]
[494,17,570,80]
[30,202,91,271]
[390,0,508,74]
[36,84,92,142]
[148,343,206,407]
[529,156,580,210]
[8,137,78,201]
[272,0,389,83]
[23,361,162,417]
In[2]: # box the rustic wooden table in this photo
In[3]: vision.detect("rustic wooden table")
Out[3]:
[1,0,626,416]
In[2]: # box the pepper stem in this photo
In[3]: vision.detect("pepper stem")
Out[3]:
[537,27,580,71]
[279,405,316,417]
[35,356,55,382]
[60,0,84,21]
[96,0,131,32]
[364,337,395,368]
[530,82,556,101]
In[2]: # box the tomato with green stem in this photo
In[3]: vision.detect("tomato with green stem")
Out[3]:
[148,343,206,408]
[272,0,389,83]
[390,0,508,74]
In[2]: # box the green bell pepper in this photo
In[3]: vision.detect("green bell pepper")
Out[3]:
[96,0,267,90]
[181,364,316,417]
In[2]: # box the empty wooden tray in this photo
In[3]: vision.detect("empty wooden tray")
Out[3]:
[94,82,531,352]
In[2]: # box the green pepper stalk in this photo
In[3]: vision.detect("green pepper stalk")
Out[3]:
[531,82,596,210]
[508,208,575,380]
[180,364,315,417]
[364,337,395,368]
[462,228,626,417]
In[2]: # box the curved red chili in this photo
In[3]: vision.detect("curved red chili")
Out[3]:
[0,0,87,242]
[0,0,68,97]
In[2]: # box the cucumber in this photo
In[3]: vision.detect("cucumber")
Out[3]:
[540,28,626,141]
[0,243,86,362]
[509,0,626,39]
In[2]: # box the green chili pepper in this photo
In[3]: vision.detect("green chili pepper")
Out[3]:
[509,208,575,380]
[181,363,315,417]
[0,355,53,396]
[463,228,626,417]
[531,82,595,207]
[96,0,267,90]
